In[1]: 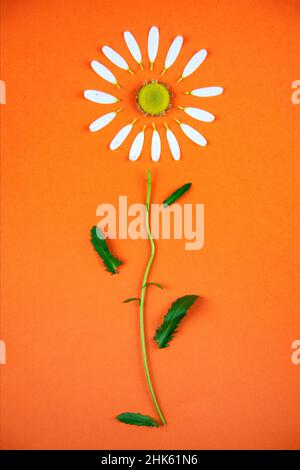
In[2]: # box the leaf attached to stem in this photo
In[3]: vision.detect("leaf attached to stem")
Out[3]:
[123,297,141,304]
[90,226,122,275]
[163,183,191,207]
[143,282,164,289]
[154,295,199,348]
[116,412,159,427]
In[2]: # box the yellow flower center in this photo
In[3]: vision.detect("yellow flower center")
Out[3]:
[137,80,172,116]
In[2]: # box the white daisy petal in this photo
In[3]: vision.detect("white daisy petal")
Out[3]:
[124,31,143,68]
[187,86,224,97]
[129,126,146,161]
[178,106,215,122]
[176,120,207,147]
[178,49,207,82]
[109,119,137,151]
[165,124,181,161]
[102,46,133,74]
[151,124,161,161]
[148,26,159,70]
[162,35,183,75]
[90,60,120,88]
[84,90,119,104]
[89,108,123,132]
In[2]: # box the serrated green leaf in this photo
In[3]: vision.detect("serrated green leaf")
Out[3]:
[123,297,140,304]
[163,183,191,207]
[143,282,164,290]
[90,226,122,275]
[154,295,199,348]
[116,412,159,427]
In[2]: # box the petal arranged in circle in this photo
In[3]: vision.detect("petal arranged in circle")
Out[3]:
[148,26,159,69]
[188,86,224,97]
[124,31,142,66]
[84,90,119,104]
[179,106,215,122]
[129,127,145,161]
[178,49,207,81]
[163,35,183,72]
[90,60,119,87]
[151,125,161,161]
[176,121,207,147]
[85,30,223,156]
[109,121,136,150]
[89,109,122,132]
[166,127,181,161]
[102,45,130,71]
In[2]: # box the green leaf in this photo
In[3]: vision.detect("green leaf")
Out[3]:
[116,412,159,427]
[143,282,164,290]
[163,183,191,207]
[90,226,122,275]
[123,297,140,304]
[154,295,199,348]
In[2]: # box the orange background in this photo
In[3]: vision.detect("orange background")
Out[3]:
[1,0,300,450]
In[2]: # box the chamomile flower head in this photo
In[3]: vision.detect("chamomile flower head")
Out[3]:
[84,26,223,161]
[137,80,172,117]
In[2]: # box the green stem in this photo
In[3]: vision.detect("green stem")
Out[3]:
[139,170,167,426]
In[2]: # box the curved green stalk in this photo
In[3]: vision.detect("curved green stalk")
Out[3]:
[139,170,167,426]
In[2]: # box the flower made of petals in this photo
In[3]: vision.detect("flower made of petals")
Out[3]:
[84,26,224,162]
